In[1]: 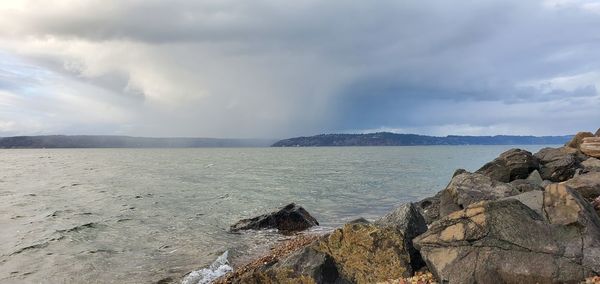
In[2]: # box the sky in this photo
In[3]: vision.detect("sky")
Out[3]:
[0,0,599,138]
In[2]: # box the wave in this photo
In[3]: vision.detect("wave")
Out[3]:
[181,251,233,284]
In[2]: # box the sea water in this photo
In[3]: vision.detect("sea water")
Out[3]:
[0,146,553,283]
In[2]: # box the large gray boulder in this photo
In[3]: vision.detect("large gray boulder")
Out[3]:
[475,149,540,183]
[374,203,427,271]
[439,172,520,217]
[230,203,319,234]
[414,184,600,283]
[534,147,585,182]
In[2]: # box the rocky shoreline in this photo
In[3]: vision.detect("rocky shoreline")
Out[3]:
[204,129,600,283]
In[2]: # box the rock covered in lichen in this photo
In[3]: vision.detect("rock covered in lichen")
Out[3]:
[374,203,428,271]
[227,223,416,283]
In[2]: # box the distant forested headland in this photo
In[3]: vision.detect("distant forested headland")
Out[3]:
[0,135,276,148]
[0,133,572,148]
[271,132,572,147]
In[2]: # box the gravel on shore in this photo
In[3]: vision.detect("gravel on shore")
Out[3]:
[214,233,322,283]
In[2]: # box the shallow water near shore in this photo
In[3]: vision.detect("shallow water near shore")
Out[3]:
[0,145,554,283]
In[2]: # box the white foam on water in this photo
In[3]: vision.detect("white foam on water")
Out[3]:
[181,251,233,284]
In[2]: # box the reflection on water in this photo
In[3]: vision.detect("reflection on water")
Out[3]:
[0,145,552,283]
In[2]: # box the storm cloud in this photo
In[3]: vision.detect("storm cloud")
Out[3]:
[0,0,599,137]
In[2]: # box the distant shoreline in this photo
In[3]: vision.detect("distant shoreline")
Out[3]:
[0,133,571,149]
[271,132,572,147]
[0,135,276,149]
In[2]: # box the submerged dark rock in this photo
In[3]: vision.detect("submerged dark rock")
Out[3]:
[230,203,318,233]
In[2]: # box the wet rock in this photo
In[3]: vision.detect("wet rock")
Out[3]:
[583,158,600,172]
[374,203,428,271]
[439,172,519,217]
[581,137,600,158]
[417,191,442,225]
[534,147,584,182]
[314,223,413,283]
[475,149,539,183]
[414,184,600,283]
[230,203,319,234]
[561,172,600,202]
[231,223,414,283]
[566,131,594,149]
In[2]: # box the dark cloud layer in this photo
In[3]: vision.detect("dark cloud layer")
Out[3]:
[0,0,599,137]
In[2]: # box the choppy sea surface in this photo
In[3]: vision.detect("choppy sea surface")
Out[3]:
[0,146,553,283]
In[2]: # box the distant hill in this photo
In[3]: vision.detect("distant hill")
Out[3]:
[0,135,276,148]
[271,132,572,147]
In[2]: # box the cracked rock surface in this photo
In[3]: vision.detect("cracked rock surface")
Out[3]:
[535,147,587,182]
[414,184,600,283]
[475,148,540,183]
[439,172,521,218]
